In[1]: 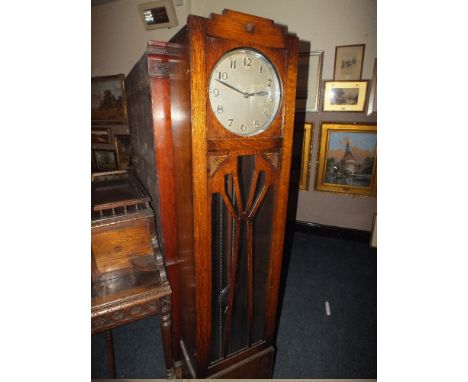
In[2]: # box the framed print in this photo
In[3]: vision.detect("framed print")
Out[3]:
[299,123,313,190]
[91,128,110,144]
[94,149,118,171]
[323,80,368,112]
[91,74,127,124]
[114,134,131,170]
[138,0,179,31]
[370,213,377,248]
[367,58,377,116]
[333,44,365,80]
[315,122,376,196]
[296,51,324,112]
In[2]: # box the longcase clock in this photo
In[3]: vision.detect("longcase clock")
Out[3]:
[126,9,298,378]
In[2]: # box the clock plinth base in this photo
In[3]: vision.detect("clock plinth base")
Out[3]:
[207,346,275,379]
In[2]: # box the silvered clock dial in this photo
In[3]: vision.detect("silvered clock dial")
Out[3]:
[208,48,282,136]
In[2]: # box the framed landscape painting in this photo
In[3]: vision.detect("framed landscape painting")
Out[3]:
[322,80,368,112]
[91,74,127,124]
[315,122,376,196]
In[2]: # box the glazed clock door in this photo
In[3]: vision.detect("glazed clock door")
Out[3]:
[209,152,278,362]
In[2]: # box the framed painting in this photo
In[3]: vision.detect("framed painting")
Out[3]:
[322,80,368,112]
[333,44,365,80]
[296,51,323,112]
[94,149,118,171]
[91,128,110,144]
[315,122,376,196]
[367,58,377,116]
[91,74,127,124]
[114,134,131,170]
[299,123,313,190]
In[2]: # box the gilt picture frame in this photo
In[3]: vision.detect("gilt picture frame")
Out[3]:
[296,51,324,112]
[322,80,368,112]
[367,58,377,116]
[299,123,314,190]
[333,44,365,80]
[91,74,127,124]
[315,122,376,196]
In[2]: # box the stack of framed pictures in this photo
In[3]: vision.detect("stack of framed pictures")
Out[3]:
[323,44,368,112]
[91,74,131,172]
[297,43,377,197]
[91,128,131,171]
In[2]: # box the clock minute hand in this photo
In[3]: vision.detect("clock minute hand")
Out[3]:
[215,79,247,96]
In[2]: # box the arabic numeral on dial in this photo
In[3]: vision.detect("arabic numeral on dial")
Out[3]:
[259,65,263,74]
[267,79,272,87]
[228,118,234,126]
[264,110,271,118]
[211,88,220,97]
[241,124,247,131]
[230,60,236,69]
[254,120,260,129]
[218,71,228,80]
[217,105,224,114]
[267,96,273,102]
[243,57,252,67]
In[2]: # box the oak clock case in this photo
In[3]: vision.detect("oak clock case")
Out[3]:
[163,10,298,379]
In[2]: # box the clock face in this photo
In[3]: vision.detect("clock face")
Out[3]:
[208,48,282,136]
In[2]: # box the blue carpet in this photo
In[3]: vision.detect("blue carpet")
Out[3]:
[92,230,376,378]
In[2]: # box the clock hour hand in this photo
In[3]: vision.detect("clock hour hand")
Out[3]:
[246,90,269,97]
[215,79,247,97]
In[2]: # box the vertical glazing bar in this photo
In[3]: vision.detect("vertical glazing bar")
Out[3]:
[223,218,240,356]
[247,220,253,345]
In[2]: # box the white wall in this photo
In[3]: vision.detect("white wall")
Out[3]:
[92,0,376,79]
[91,0,192,76]
[91,0,377,230]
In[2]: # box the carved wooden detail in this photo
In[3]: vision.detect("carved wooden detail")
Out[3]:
[262,152,280,171]
[208,154,230,176]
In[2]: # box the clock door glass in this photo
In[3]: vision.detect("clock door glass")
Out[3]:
[208,48,281,136]
[210,154,276,362]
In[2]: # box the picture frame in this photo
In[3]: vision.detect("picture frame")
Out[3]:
[296,51,324,112]
[322,80,368,112]
[370,212,377,248]
[114,134,131,170]
[367,58,377,116]
[315,122,376,196]
[91,128,110,144]
[299,123,313,190]
[91,74,127,124]
[138,0,178,31]
[333,44,365,80]
[94,149,118,171]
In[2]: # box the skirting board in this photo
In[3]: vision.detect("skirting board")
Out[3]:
[295,220,371,243]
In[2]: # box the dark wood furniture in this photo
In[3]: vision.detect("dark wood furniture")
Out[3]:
[125,9,298,378]
[91,171,175,378]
